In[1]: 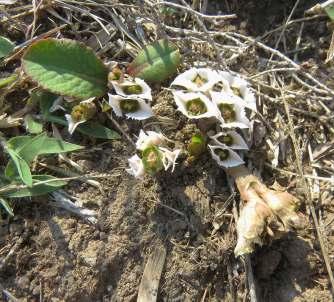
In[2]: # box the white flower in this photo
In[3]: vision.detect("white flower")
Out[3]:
[209,145,244,168]
[171,67,222,92]
[136,130,166,151]
[159,147,181,172]
[173,91,219,119]
[65,114,85,135]
[210,91,250,128]
[210,130,248,150]
[126,154,145,178]
[110,77,152,101]
[49,96,65,112]
[219,71,257,111]
[108,94,153,120]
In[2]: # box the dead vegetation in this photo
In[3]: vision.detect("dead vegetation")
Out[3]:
[1,0,334,301]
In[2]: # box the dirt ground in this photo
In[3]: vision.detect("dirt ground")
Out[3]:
[1,0,334,301]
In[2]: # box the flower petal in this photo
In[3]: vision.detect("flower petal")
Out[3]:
[126,154,145,178]
[50,96,65,112]
[159,147,181,172]
[108,94,153,120]
[136,130,166,151]
[111,77,152,100]
[208,144,244,168]
[171,68,222,92]
[173,91,219,119]
[65,114,85,135]
[210,130,249,150]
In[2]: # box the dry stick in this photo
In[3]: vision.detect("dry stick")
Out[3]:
[231,32,334,97]
[155,1,237,20]
[294,22,304,62]
[268,0,301,61]
[281,90,334,296]
[137,246,166,302]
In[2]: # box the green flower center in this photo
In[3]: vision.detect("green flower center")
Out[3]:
[214,149,230,161]
[186,98,207,116]
[120,99,140,113]
[142,146,163,174]
[192,74,207,87]
[217,134,233,146]
[123,84,143,95]
[71,103,96,122]
[231,86,242,97]
[108,68,122,81]
[218,103,236,122]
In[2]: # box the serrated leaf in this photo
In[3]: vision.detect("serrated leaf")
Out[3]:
[22,38,108,99]
[0,197,14,216]
[6,148,32,187]
[3,175,67,198]
[0,36,15,59]
[24,114,43,134]
[127,39,181,83]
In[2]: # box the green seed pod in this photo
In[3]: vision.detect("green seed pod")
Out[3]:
[218,103,236,122]
[71,102,96,122]
[186,98,207,116]
[119,99,140,113]
[217,134,233,146]
[123,84,143,95]
[142,146,164,174]
[187,133,207,157]
[215,149,230,161]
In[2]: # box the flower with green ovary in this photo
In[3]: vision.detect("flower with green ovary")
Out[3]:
[210,91,250,128]
[108,94,153,120]
[111,78,152,100]
[186,98,207,116]
[219,71,257,111]
[209,145,244,168]
[173,91,218,119]
[108,67,122,81]
[71,102,96,122]
[119,99,140,113]
[142,146,164,174]
[171,68,221,92]
[187,133,206,157]
[210,130,249,150]
[218,103,236,123]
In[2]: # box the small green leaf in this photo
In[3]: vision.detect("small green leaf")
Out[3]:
[0,197,14,216]
[38,137,83,154]
[24,114,43,134]
[0,74,18,88]
[324,3,334,20]
[0,36,15,59]
[78,122,121,139]
[6,148,32,186]
[127,39,181,83]
[3,175,67,198]
[22,38,108,99]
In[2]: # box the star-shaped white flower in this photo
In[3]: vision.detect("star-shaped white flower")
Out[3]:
[173,91,219,119]
[126,154,145,178]
[219,71,257,111]
[208,144,244,168]
[210,91,250,128]
[171,68,222,92]
[210,130,248,150]
[108,94,153,120]
[110,77,152,101]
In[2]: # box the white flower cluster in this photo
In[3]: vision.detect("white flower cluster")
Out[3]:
[170,68,256,168]
[127,130,181,179]
[108,77,153,120]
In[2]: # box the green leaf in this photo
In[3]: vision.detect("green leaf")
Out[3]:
[78,122,121,139]
[6,148,32,187]
[0,197,14,216]
[3,175,67,198]
[24,114,43,134]
[324,2,334,20]
[38,137,83,154]
[0,36,15,59]
[22,38,108,99]
[127,39,181,83]
[0,74,18,88]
